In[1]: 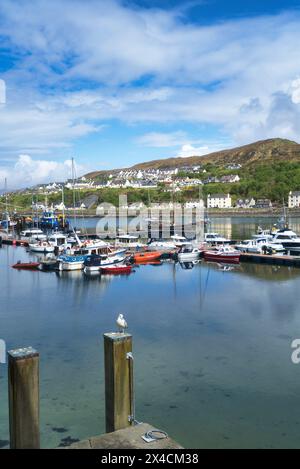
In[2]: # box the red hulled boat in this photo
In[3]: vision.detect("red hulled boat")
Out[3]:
[12,261,40,270]
[203,246,240,264]
[100,264,133,274]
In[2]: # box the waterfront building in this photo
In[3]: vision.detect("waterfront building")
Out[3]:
[255,199,273,209]
[207,193,232,209]
[235,198,256,208]
[288,191,300,208]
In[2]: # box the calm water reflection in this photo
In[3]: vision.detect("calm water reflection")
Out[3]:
[1,217,300,448]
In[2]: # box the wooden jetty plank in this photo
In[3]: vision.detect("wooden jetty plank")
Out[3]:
[63,423,183,449]
[240,252,300,267]
[8,347,40,449]
[104,332,133,433]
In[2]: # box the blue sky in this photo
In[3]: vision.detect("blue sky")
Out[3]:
[0,0,300,187]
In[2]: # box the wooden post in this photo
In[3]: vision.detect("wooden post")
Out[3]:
[8,347,40,449]
[104,332,133,433]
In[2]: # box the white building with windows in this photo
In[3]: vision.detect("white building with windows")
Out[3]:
[288,191,300,208]
[207,193,232,209]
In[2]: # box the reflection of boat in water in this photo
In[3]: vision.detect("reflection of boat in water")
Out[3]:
[179,260,201,270]
[134,260,162,266]
[203,246,240,264]
[238,262,300,282]
[217,263,237,272]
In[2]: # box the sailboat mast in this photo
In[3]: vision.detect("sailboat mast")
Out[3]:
[62,185,65,229]
[72,157,77,229]
[5,178,8,233]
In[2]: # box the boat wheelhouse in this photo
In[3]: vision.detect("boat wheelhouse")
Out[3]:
[204,233,231,244]
[115,235,145,249]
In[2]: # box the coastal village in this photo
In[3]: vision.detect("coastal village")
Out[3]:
[2,162,300,212]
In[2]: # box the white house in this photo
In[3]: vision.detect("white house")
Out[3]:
[207,193,232,209]
[288,191,300,208]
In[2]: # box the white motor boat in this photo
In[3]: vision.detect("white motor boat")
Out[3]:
[20,229,47,242]
[235,238,285,254]
[47,233,70,251]
[29,241,55,253]
[170,234,189,247]
[271,229,300,252]
[204,233,231,244]
[147,239,177,252]
[115,235,146,249]
[252,227,274,240]
[177,244,201,262]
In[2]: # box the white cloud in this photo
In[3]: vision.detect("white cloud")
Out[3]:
[289,78,300,104]
[176,143,230,158]
[177,144,210,158]
[0,1,300,170]
[0,154,87,189]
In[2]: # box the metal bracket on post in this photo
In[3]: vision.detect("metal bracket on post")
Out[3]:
[127,352,135,424]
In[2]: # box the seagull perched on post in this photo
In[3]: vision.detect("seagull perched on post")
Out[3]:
[116,314,128,334]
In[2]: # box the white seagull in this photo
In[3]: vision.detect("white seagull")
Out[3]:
[116,314,128,333]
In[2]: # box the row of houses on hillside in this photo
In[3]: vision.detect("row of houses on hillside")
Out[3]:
[207,194,273,209]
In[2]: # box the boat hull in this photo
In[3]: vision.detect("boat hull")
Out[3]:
[29,244,54,253]
[203,252,240,263]
[101,265,132,274]
[134,251,162,263]
[12,262,40,270]
[178,252,200,262]
[59,261,84,271]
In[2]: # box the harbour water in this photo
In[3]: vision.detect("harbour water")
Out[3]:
[1,217,300,448]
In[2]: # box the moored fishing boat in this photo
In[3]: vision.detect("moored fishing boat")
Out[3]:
[203,246,241,263]
[58,254,86,271]
[83,253,128,273]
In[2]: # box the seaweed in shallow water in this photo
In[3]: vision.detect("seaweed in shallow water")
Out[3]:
[58,436,80,447]
[52,427,68,433]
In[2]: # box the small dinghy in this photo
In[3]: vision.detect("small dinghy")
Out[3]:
[12,261,40,270]
[100,264,133,275]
